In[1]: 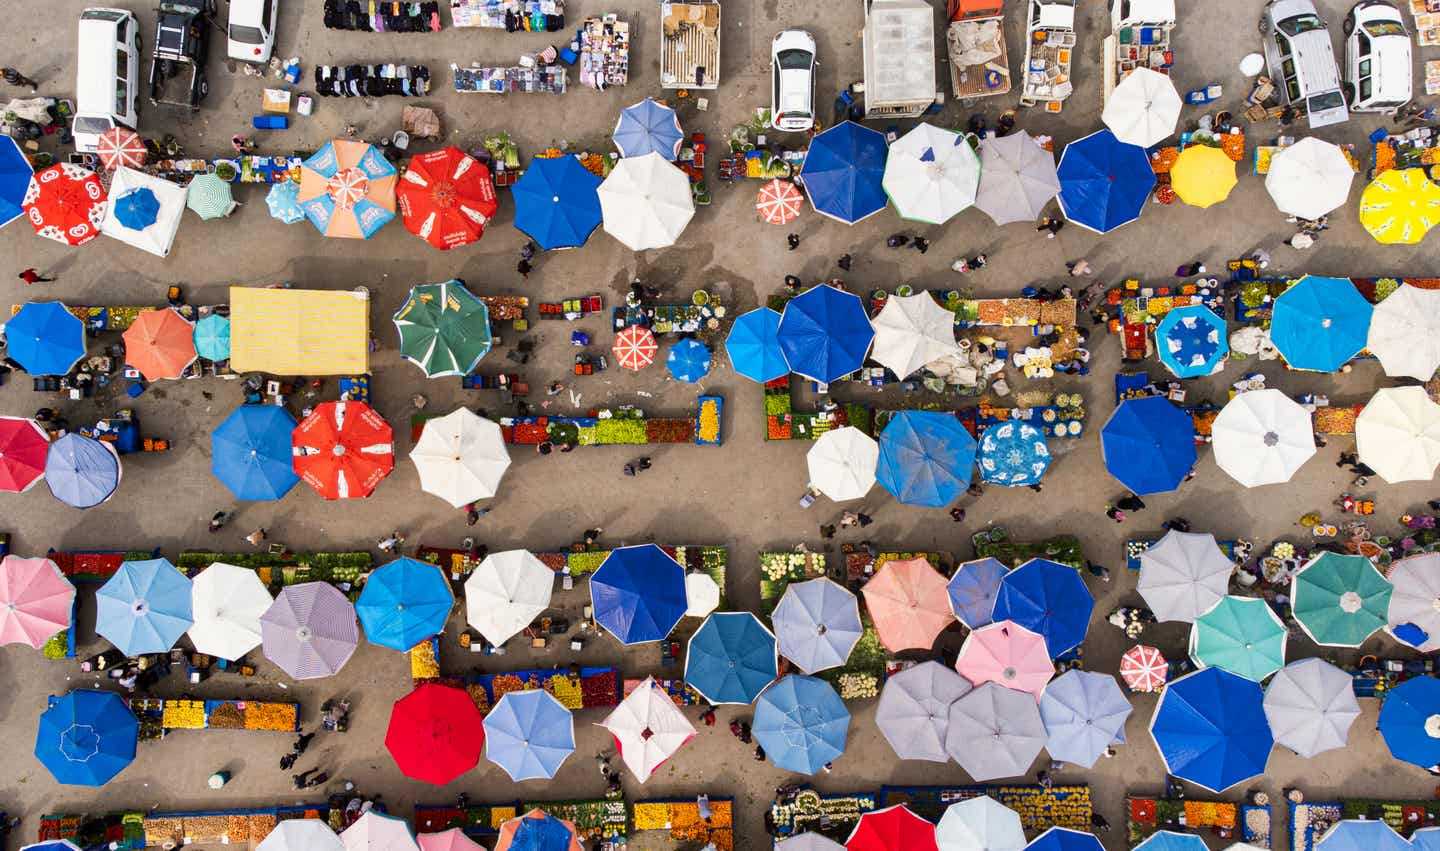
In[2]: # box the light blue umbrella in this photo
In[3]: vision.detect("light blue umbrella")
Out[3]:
[1378,675,1440,768]
[1316,821,1412,851]
[947,557,1006,628]
[726,307,789,383]
[0,134,33,228]
[1101,396,1197,495]
[1150,667,1273,792]
[1155,305,1228,378]
[1039,670,1133,767]
[875,660,972,762]
[771,577,863,674]
[1134,832,1209,851]
[1190,595,1287,682]
[977,422,1051,486]
[666,338,712,383]
[1271,276,1374,372]
[112,187,160,231]
[876,410,977,508]
[266,180,305,224]
[685,612,777,705]
[776,285,875,383]
[95,558,194,656]
[613,98,684,159]
[45,433,119,510]
[992,558,1094,658]
[194,314,230,361]
[754,675,850,774]
[356,557,454,651]
[5,301,87,375]
[1413,827,1440,851]
[210,404,299,501]
[33,690,137,786]
[483,689,576,782]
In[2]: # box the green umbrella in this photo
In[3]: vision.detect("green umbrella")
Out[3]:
[1189,595,1287,682]
[187,173,236,220]
[393,280,492,378]
[1290,552,1392,647]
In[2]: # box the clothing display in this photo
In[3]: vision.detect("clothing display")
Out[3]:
[451,0,564,30]
[453,65,566,94]
[579,17,629,90]
[324,0,443,31]
[314,64,432,97]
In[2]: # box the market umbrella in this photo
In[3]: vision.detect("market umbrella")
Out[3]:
[292,401,395,500]
[613,324,659,371]
[869,293,957,379]
[1154,305,1227,378]
[260,581,360,680]
[757,178,804,225]
[1369,283,1440,380]
[1134,833,1208,851]
[598,676,696,782]
[934,796,1024,851]
[597,151,695,251]
[1056,129,1155,234]
[111,186,159,230]
[1265,137,1354,220]
[1378,675,1440,768]
[1100,396,1196,495]
[800,121,889,224]
[778,836,846,851]
[511,154,603,250]
[265,179,305,224]
[465,549,554,647]
[806,426,879,502]
[882,122,981,224]
[417,829,482,851]
[45,433,119,509]
[875,660,972,762]
[956,620,1052,698]
[484,689,575,782]
[1101,68,1182,147]
[977,422,1050,487]
[1356,385,1440,483]
[0,416,50,493]
[193,313,231,361]
[187,562,272,661]
[846,805,938,851]
[6,301,86,375]
[1263,657,1360,758]
[297,139,397,239]
[1025,829,1105,851]
[33,689,137,786]
[0,135,31,227]
[778,285,875,383]
[1211,389,1317,488]
[0,555,74,649]
[394,280,492,378]
[1389,553,1440,651]
[726,307,789,382]
[1150,666,1273,792]
[23,163,106,246]
[666,337,711,383]
[1170,145,1237,208]
[685,572,721,617]
[1190,595,1287,682]
[395,146,498,250]
[341,812,420,851]
[97,168,184,257]
[96,127,146,170]
[1416,829,1440,851]
[612,97,684,159]
[123,307,196,380]
[876,410,976,508]
[1291,552,1392,648]
[685,611,777,705]
[186,173,236,220]
[1138,529,1233,624]
[1360,166,1440,244]
[944,681,1046,781]
[1121,644,1168,692]
[259,819,345,851]
[863,556,954,652]
[974,133,1060,226]
[991,558,1094,658]
[591,544,687,645]
[211,404,300,501]
[357,557,454,652]
[1270,275,1373,372]
[947,558,1006,629]
[771,577,863,674]
[1039,670,1132,767]
[410,409,511,507]
[754,674,850,775]
[493,810,585,851]
[1315,822,1412,851]
[95,558,192,657]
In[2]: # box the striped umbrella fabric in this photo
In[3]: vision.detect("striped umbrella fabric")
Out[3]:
[260,581,359,680]
[613,325,658,371]
[1121,644,1168,692]
[756,179,804,225]
[95,128,146,170]
[186,173,236,220]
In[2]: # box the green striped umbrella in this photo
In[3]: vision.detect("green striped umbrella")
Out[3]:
[1189,595,1287,682]
[1290,552,1392,647]
[186,173,236,220]
[393,280,492,378]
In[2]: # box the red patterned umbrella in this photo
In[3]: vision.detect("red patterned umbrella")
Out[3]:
[756,178,804,225]
[23,164,106,246]
[0,416,50,493]
[1120,643,1168,692]
[292,401,395,499]
[613,325,658,371]
[396,146,499,250]
[96,128,147,170]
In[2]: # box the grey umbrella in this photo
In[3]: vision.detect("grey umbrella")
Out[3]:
[260,581,359,680]
[1263,657,1361,758]
[974,133,1061,226]
[876,660,973,762]
[945,682,1047,781]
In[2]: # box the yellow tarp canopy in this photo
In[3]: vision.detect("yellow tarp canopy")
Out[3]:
[229,287,370,375]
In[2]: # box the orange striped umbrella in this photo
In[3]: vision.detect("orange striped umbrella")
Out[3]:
[613,325,658,371]
[756,178,804,224]
[122,308,197,380]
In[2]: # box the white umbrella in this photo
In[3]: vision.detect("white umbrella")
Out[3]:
[1368,283,1440,381]
[1138,530,1234,623]
[881,123,981,225]
[685,571,721,617]
[1263,657,1361,758]
[806,426,879,501]
[1101,68,1182,147]
[975,133,1060,225]
[258,819,344,851]
[1356,386,1440,483]
[945,681,1047,781]
[874,660,972,762]
[100,167,189,258]
[187,562,273,661]
[1265,137,1355,221]
[1387,552,1440,652]
[342,813,419,851]
[597,676,696,782]
[777,835,846,851]
[464,550,554,646]
[409,408,512,508]
[935,795,1026,851]
[870,293,958,379]
[1211,389,1316,488]
[597,151,695,251]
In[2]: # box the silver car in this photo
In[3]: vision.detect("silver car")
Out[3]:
[1259,0,1350,127]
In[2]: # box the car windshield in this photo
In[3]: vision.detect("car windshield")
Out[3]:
[1309,90,1346,112]
[230,23,264,44]
[1364,21,1406,37]
[1278,14,1325,36]
[73,115,114,134]
[776,48,811,70]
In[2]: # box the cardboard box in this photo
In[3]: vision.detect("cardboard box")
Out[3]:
[261,89,291,114]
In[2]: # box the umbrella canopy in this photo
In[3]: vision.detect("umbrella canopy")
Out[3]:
[685,572,721,618]
[34,689,137,785]
[0,555,74,649]
[410,409,511,507]
[772,577,863,674]
[598,676,696,782]
[1191,595,1287,682]
[1101,396,1197,495]
[1356,386,1440,483]
[1135,833,1208,851]
[726,307,789,383]
[292,401,395,500]
[591,544,687,645]
[801,121,889,224]
[877,411,976,508]
[96,127,147,170]
[1025,829,1105,851]
[1039,670,1133,767]
[1170,146,1237,208]
[947,558,1006,629]
[613,98,684,159]
[846,805,938,851]
[6,301,86,375]
[95,558,193,656]
[992,558,1094,658]
[297,139,397,238]
[123,308,197,380]
[0,416,50,493]
[1291,552,1392,647]
[1138,530,1233,623]
[945,681,1046,781]
[754,674,850,774]
[807,426,879,502]
[186,173,235,220]
[1416,828,1440,851]
[882,122,981,224]
[614,324,659,371]
[1265,137,1354,220]
[395,280,492,378]
[1369,283,1440,380]
[211,405,300,501]
[1150,666,1273,792]
[511,154,603,250]
[685,612,777,705]
[342,812,420,851]
[777,285,875,383]
[974,133,1060,225]
[418,830,483,851]
[779,835,846,851]
[957,620,1052,698]
[1389,553,1440,651]
[23,163,106,246]
[666,338,711,382]
[869,293,957,379]
[757,178,804,225]
[934,796,1025,851]
[1361,166,1440,244]
[494,809,585,851]
[396,146,497,250]
[259,820,345,851]
[111,186,159,230]
[875,660,972,762]
[1263,657,1361,758]
[1102,68,1182,147]
[1212,389,1317,488]
[45,433,119,509]
[260,581,359,680]
[187,562,272,661]
[977,422,1050,487]
[465,549,554,647]
[863,556,954,652]
[1315,822,1412,851]
[1271,276,1373,372]
[1056,130,1155,234]
[266,179,305,224]
[102,170,185,259]
[1121,644,1168,692]
[0,135,30,227]
[1378,674,1440,768]
[194,313,231,361]
[484,688,575,781]
[1154,305,1228,378]
[357,557,454,651]
[597,152,695,251]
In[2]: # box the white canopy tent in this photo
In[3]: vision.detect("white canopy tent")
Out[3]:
[100,167,188,257]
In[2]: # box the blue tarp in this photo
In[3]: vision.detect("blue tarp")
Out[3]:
[1056,130,1155,234]
[991,558,1094,657]
[483,689,575,782]
[0,134,34,228]
[684,612,777,705]
[1154,305,1228,378]
[95,558,193,656]
[512,155,604,250]
[45,433,119,509]
[6,301,87,375]
[776,285,874,383]
[1150,667,1274,792]
[1270,276,1374,373]
[590,544,688,645]
[876,411,976,507]
[113,188,160,231]
[666,338,712,383]
[753,675,850,775]
[1101,396,1197,495]
[725,307,789,383]
[946,557,1006,629]
[1039,669,1133,767]
[34,690,138,786]
[977,421,1050,486]
[210,405,299,501]
[1378,675,1440,768]
[355,557,454,651]
[800,122,889,224]
[612,98,684,159]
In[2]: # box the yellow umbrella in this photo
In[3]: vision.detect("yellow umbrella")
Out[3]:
[1360,168,1440,245]
[1170,145,1237,208]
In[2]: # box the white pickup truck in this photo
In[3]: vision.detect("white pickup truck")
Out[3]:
[1103,0,1176,102]
[1019,0,1078,110]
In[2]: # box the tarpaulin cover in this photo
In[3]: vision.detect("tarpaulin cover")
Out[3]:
[229,287,370,375]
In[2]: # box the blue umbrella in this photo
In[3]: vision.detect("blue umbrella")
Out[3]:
[356,557,454,651]
[1150,667,1274,792]
[754,675,850,774]
[613,98,684,159]
[977,422,1051,486]
[1134,832,1209,851]
[483,689,576,782]
[265,179,305,224]
[876,410,976,507]
[1316,821,1412,851]
[1412,827,1440,851]
[33,689,137,786]
[771,577,863,674]
[685,612,778,705]
[1155,305,1228,378]
[666,338,712,383]
[1271,276,1374,373]
[726,307,788,383]
[194,313,231,361]
[211,404,299,501]
[1039,670,1133,767]
[22,841,83,851]
[800,121,889,224]
[95,558,193,656]
[45,433,119,509]
[112,187,160,231]
[0,134,34,227]
[1379,675,1440,768]
[776,285,874,383]
[1101,396,1197,495]
[1056,129,1156,233]
[992,558,1094,657]
[1025,827,1106,851]
[947,557,1006,629]
[6,301,86,375]
[512,155,604,250]
[506,813,580,850]
[590,544,688,645]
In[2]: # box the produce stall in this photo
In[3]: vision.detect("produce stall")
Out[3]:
[611,291,726,335]
[1019,0,1078,110]
[40,808,335,850]
[1291,799,1440,851]
[1125,537,1239,571]
[1103,277,1228,362]
[1130,797,1271,847]
[174,551,372,589]
[1102,0,1174,102]
[771,789,879,840]
[624,677,705,706]
[497,398,725,447]
[1410,0,1440,46]
[416,799,627,840]
[971,527,1083,567]
[631,797,733,848]
[883,785,1092,831]
[49,550,160,582]
[1373,126,1440,175]
[464,666,621,712]
[1251,141,1358,175]
[127,698,299,739]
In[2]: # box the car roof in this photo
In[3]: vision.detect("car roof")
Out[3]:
[1371,37,1412,91]
[229,0,265,20]
[1286,29,1343,92]
[1267,0,1319,20]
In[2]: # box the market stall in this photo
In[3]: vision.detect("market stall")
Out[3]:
[127,697,299,739]
[228,287,371,376]
[40,808,337,850]
[415,799,625,841]
[462,666,620,712]
[579,16,629,89]
[454,65,566,94]
[449,0,565,29]
[494,397,723,448]
[630,797,732,848]
[173,551,371,589]
[1128,796,1271,847]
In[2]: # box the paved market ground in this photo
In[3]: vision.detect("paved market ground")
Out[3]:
[5,0,1440,848]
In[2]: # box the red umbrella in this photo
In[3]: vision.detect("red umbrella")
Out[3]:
[757,178,804,225]
[613,325,658,371]
[396,147,499,250]
[292,401,395,499]
[1120,644,1168,692]
[0,416,50,493]
[23,164,106,246]
[96,128,147,170]
[385,682,485,786]
[846,805,938,851]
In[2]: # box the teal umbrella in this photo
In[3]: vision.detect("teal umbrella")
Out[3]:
[187,173,235,220]
[393,280,492,378]
[194,314,230,362]
[1291,552,1392,647]
[1190,596,1287,682]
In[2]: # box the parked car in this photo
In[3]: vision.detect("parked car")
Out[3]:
[228,0,278,63]
[1260,0,1350,128]
[72,8,142,153]
[149,2,211,110]
[1343,0,1412,112]
[770,29,817,132]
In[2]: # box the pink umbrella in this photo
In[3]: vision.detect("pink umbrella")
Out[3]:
[955,620,1054,700]
[1120,644,1168,692]
[417,829,484,851]
[862,557,955,652]
[0,555,76,649]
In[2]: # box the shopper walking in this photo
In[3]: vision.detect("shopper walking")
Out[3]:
[786,233,800,250]
[1,67,38,92]
[17,268,54,285]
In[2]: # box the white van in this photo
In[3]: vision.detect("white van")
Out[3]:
[1343,0,1413,112]
[1260,0,1350,128]
[72,8,142,153]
